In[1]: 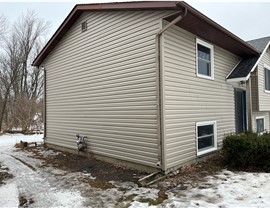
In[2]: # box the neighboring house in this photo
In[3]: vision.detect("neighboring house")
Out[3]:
[33,1,264,173]
[227,36,270,134]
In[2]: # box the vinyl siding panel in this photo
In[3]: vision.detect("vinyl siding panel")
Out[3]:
[44,11,171,168]
[162,24,240,170]
[258,47,270,111]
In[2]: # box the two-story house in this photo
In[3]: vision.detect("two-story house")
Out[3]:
[33,1,267,173]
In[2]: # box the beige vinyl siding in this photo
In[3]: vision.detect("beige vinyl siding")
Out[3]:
[162,23,240,170]
[251,70,259,111]
[258,46,270,111]
[252,111,270,132]
[44,10,172,168]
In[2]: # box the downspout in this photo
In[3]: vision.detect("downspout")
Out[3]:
[155,7,187,171]
[40,65,47,139]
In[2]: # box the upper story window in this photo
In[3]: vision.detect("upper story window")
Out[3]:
[196,39,214,80]
[264,64,270,92]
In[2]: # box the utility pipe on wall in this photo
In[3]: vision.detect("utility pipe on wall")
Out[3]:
[155,6,187,170]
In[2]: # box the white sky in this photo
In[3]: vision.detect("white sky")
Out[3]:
[0,0,270,41]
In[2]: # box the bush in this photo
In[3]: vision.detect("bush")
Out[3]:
[222,131,270,170]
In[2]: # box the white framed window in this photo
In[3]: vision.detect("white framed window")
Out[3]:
[196,38,214,80]
[264,64,270,92]
[196,121,217,156]
[256,116,265,134]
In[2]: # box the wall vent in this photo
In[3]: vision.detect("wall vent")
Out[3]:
[81,21,87,32]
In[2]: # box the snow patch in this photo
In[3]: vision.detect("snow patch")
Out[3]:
[0,182,19,207]
[0,133,43,147]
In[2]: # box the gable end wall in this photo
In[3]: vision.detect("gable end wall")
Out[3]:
[43,10,173,168]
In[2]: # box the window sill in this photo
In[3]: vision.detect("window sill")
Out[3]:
[197,74,214,81]
[197,147,217,156]
[264,90,270,94]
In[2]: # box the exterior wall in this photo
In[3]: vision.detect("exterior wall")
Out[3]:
[43,10,172,168]
[161,23,240,170]
[258,45,270,111]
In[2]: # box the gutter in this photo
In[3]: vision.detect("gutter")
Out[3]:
[155,6,187,171]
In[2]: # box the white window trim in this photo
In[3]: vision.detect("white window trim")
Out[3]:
[196,38,214,80]
[264,64,270,92]
[196,120,217,156]
[256,116,266,134]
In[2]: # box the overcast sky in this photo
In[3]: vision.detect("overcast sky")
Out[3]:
[0,1,270,41]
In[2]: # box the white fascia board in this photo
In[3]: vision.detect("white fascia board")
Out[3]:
[226,77,248,83]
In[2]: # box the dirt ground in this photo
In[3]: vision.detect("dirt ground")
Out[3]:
[17,144,149,189]
[164,154,225,189]
[16,143,225,191]
[0,164,13,185]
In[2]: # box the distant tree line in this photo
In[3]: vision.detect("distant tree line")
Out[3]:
[0,11,50,133]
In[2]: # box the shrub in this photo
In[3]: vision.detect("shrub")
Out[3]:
[222,131,270,170]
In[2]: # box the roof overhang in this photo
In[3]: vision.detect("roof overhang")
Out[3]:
[166,2,259,57]
[32,1,259,67]
[226,41,270,83]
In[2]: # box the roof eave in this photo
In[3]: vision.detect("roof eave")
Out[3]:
[226,76,249,83]
[32,1,260,67]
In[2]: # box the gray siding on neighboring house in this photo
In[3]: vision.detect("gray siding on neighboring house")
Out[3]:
[43,10,172,168]
[258,47,270,111]
[251,70,259,111]
[161,23,240,170]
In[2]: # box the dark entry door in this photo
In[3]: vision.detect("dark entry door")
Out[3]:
[235,90,247,134]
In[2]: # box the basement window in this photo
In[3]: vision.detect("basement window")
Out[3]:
[196,121,217,156]
[81,21,87,32]
[256,116,265,134]
[196,39,214,80]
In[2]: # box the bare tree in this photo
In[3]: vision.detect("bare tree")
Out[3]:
[13,10,49,98]
[0,10,50,133]
[0,14,7,41]
[0,33,22,131]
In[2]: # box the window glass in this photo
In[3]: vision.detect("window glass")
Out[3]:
[198,125,213,137]
[197,43,212,77]
[256,118,264,134]
[197,124,215,152]
[265,68,270,91]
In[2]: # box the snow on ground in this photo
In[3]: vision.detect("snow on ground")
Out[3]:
[0,133,43,147]
[0,134,84,207]
[1,133,270,207]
